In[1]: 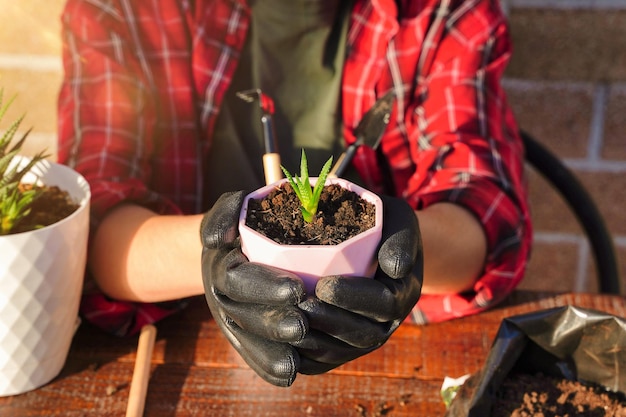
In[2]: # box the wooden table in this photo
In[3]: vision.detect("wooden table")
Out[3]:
[1,291,624,416]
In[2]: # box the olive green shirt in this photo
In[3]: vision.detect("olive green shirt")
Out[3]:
[205,0,352,206]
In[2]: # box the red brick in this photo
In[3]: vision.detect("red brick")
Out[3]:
[0,3,64,55]
[507,8,626,82]
[1,70,61,136]
[603,85,626,160]
[519,240,590,292]
[584,242,625,295]
[578,171,626,236]
[616,244,626,294]
[527,167,585,234]
[506,82,593,159]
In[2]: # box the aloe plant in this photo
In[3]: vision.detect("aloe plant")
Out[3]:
[281,150,333,223]
[0,89,49,235]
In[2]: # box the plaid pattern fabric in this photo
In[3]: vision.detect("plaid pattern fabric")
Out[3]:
[58,0,532,336]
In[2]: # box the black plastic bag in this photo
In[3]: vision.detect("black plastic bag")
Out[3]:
[446,305,626,417]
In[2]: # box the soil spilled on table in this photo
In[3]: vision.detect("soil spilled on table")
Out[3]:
[492,373,626,417]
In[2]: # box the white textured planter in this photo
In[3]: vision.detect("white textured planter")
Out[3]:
[0,158,90,397]
[239,177,383,293]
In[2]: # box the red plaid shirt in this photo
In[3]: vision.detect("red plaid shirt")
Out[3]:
[58,0,532,336]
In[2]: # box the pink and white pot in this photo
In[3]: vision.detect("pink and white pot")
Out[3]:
[238,177,383,294]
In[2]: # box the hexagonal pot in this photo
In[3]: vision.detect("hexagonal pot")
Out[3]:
[0,157,90,396]
[239,177,383,294]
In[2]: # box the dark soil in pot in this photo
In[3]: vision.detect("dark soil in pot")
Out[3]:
[11,184,80,234]
[492,373,626,417]
[244,182,376,245]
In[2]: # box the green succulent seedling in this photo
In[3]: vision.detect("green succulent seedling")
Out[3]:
[0,89,49,235]
[281,150,333,223]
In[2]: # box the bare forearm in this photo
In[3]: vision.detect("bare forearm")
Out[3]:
[417,203,487,294]
[89,201,486,302]
[89,204,205,302]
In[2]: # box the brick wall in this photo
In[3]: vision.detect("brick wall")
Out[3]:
[1,0,623,295]
[0,1,63,158]
[504,0,626,294]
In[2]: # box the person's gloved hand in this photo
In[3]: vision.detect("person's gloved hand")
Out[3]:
[200,191,308,387]
[292,195,423,374]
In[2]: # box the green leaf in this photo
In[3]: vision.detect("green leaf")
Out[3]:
[0,88,49,234]
[280,149,333,223]
[311,155,333,209]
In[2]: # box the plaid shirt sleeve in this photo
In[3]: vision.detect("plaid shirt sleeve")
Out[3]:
[57,0,246,336]
[343,0,532,323]
[57,0,186,336]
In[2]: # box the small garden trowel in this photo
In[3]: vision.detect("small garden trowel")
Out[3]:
[329,90,395,178]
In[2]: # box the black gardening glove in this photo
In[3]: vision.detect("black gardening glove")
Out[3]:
[200,191,308,387]
[293,195,423,374]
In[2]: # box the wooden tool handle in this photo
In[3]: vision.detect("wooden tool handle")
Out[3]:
[263,153,283,185]
[328,152,347,178]
[329,144,358,179]
[126,324,157,417]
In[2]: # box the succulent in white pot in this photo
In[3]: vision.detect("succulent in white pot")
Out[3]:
[239,151,383,293]
[0,92,90,396]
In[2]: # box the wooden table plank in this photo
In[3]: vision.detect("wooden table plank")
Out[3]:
[1,291,624,416]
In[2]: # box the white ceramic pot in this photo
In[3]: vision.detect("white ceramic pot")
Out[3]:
[0,158,90,396]
[239,177,383,293]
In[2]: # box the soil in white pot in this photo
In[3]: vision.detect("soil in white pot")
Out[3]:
[10,184,79,234]
[245,182,376,245]
[492,372,626,417]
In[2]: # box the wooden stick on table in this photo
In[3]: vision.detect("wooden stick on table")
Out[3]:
[125,324,157,417]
